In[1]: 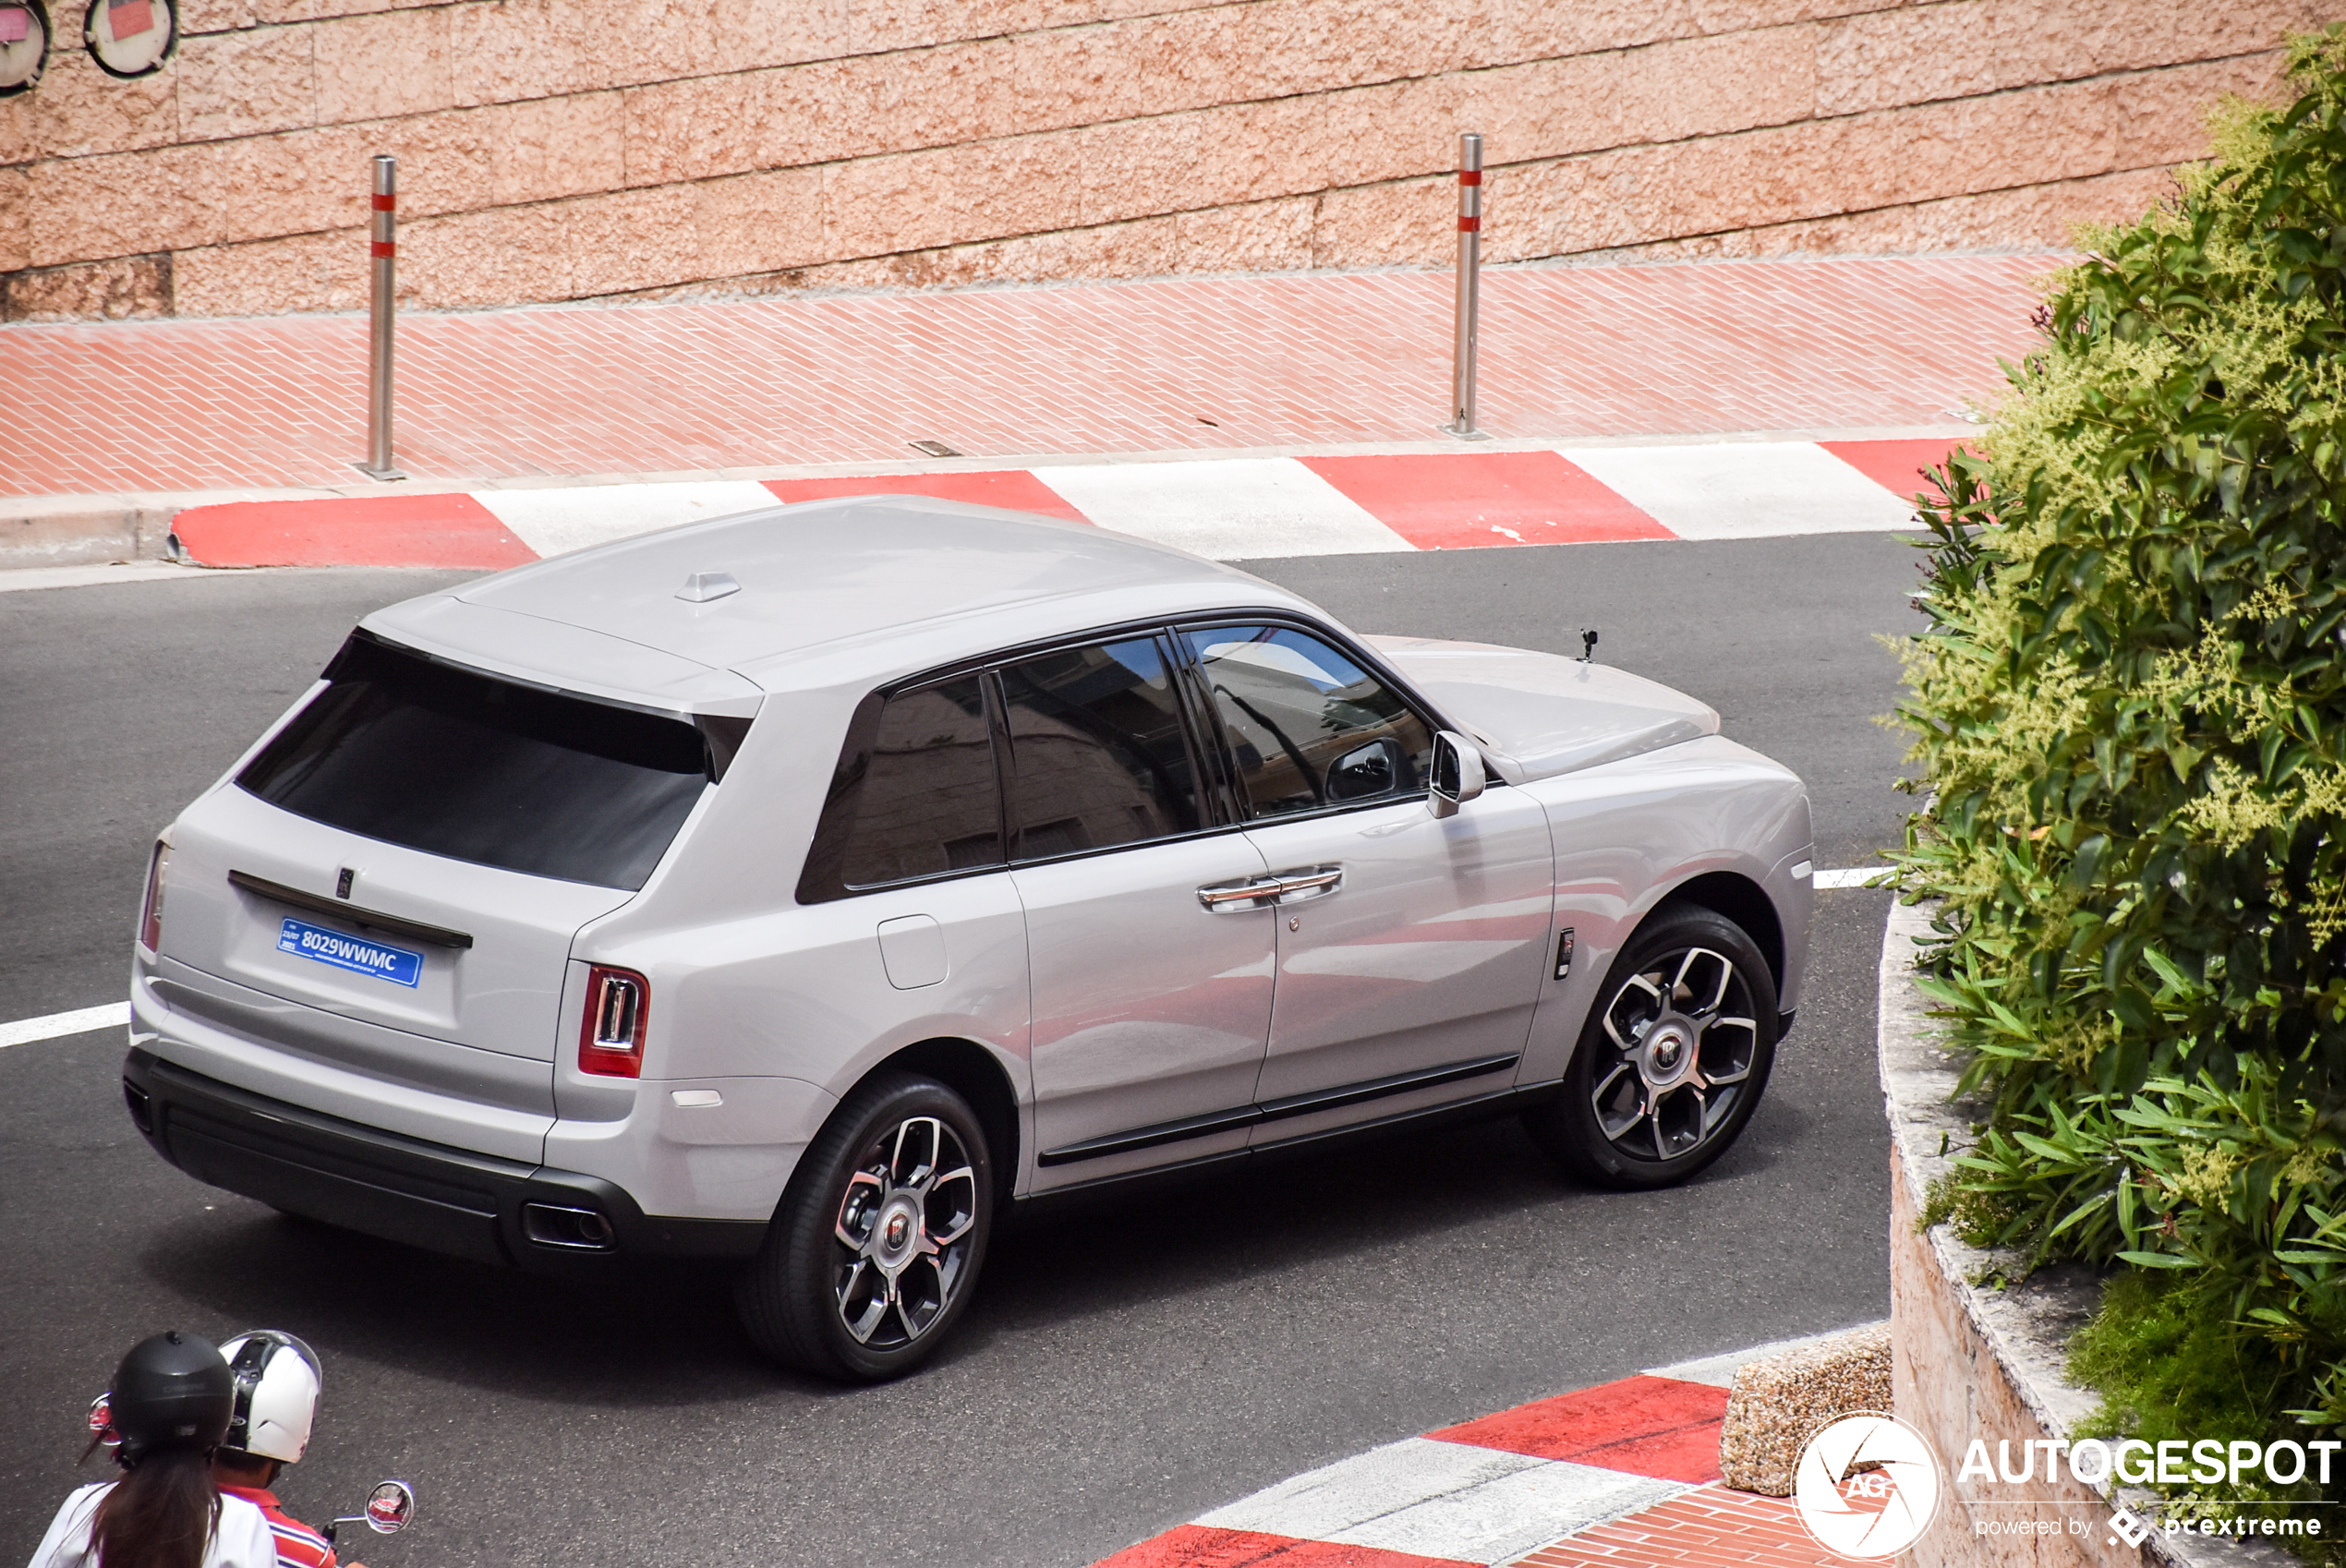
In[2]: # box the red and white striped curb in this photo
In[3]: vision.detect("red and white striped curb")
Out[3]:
[166,440,1965,572]
[1088,1328,1878,1568]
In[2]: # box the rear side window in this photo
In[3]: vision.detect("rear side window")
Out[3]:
[797,676,1003,901]
[237,636,711,890]
[1182,624,1433,819]
[998,637,1203,860]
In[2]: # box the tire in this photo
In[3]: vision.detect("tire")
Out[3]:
[1523,905,1779,1191]
[734,1072,994,1382]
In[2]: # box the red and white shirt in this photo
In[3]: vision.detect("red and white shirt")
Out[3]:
[218,1485,336,1568]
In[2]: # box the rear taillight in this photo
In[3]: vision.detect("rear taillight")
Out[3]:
[138,841,171,953]
[578,965,648,1078]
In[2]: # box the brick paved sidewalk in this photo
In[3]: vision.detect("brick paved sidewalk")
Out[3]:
[0,254,2053,500]
[1518,1486,1842,1568]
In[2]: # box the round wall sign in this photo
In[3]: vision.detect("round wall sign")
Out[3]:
[0,0,50,94]
[83,0,168,77]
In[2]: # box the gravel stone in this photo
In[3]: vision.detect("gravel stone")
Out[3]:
[1716,1321,1893,1496]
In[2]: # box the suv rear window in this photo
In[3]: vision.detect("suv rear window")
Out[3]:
[237,635,712,890]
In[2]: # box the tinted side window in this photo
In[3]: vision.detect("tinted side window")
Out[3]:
[798,677,1003,900]
[998,638,1203,860]
[1181,625,1433,820]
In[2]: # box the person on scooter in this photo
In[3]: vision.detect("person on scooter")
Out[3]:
[206,1332,361,1568]
[29,1330,279,1568]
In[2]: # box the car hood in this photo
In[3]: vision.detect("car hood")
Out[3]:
[1364,635,1720,784]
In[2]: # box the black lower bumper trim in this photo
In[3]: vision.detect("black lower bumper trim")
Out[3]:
[123,1049,764,1270]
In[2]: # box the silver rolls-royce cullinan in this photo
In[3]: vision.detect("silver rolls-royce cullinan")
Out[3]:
[123,498,1813,1381]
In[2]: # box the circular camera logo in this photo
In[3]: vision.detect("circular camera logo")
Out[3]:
[1793,1412,1942,1560]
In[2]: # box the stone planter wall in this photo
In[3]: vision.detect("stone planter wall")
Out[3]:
[4,0,2340,320]
[1879,898,2292,1568]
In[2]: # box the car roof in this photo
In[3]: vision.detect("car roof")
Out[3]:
[362,496,1325,710]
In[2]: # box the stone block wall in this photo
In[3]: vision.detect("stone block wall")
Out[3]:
[4,0,2341,320]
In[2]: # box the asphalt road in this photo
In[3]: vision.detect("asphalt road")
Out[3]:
[0,533,1924,1568]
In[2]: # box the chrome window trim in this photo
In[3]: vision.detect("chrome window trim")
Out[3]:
[792,608,1481,903]
[1167,613,1470,830]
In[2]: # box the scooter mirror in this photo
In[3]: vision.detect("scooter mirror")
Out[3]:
[86,1395,118,1447]
[362,1479,416,1535]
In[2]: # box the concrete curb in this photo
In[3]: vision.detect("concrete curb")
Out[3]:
[7,435,1969,575]
[0,424,1970,572]
[1086,1328,1883,1567]
[1,494,182,569]
[1878,899,2289,1567]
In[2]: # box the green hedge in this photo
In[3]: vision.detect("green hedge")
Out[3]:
[1896,30,2346,1531]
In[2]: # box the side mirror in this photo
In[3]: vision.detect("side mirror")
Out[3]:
[1328,739,1401,802]
[1428,730,1485,819]
[326,1479,416,1543]
[363,1480,417,1534]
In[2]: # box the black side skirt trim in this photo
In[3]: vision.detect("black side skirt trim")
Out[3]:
[1035,1104,1263,1167]
[1256,1052,1519,1123]
[1012,1083,1558,1222]
[1035,1051,1520,1167]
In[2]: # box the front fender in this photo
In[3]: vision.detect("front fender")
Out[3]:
[1513,735,1812,1086]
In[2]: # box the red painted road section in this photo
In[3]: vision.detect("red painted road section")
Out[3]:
[1819,438,1973,507]
[763,469,1092,523]
[171,491,537,570]
[1095,1528,1470,1568]
[1096,1374,1744,1566]
[1429,1374,1732,1483]
[1299,452,1669,549]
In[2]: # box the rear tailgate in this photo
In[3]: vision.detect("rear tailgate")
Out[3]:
[140,788,634,1157]
[163,786,631,1061]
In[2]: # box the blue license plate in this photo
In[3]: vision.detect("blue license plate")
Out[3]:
[277,918,423,987]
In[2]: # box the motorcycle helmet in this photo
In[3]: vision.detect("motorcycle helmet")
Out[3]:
[107,1332,233,1463]
[218,1330,322,1465]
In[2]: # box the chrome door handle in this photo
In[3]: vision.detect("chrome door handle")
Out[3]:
[1268,865,1343,903]
[1197,876,1285,911]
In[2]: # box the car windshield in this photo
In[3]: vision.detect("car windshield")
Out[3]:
[236,635,711,889]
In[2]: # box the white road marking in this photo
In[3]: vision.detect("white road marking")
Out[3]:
[1194,1436,1679,1565]
[0,1002,129,1048]
[1033,458,1414,559]
[1643,1319,1890,1389]
[1564,442,1918,540]
[475,480,779,559]
[1814,867,1892,888]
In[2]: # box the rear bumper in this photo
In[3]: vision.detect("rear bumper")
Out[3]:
[124,1048,765,1269]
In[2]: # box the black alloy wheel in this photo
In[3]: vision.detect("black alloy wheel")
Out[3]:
[735,1073,993,1381]
[1523,905,1778,1190]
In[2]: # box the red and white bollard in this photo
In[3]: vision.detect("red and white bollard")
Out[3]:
[1447,132,1486,440]
[357,153,405,480]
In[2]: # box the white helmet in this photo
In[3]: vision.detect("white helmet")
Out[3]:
[218,1330,321,1465]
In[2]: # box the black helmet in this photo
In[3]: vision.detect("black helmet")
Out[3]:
[108,1332,233,1463]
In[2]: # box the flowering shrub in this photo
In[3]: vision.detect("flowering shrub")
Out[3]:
[1897,30,2346,1529]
